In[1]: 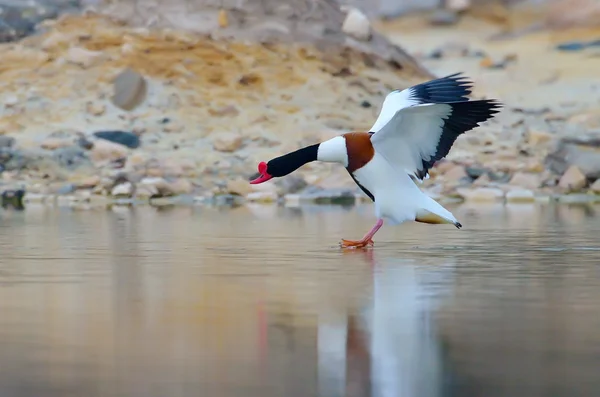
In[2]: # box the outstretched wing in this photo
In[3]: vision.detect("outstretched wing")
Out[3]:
[369,74,502,180]
[369,72,474,133]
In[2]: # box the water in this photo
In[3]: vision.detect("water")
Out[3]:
[0,202,599,397]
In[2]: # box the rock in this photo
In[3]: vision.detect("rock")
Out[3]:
[545,140,600,179]
[165,178,193,195]
[429,9,459,26]
[93,131,140,149]
[558,165,587,191]
[506,189,535,202]
[590,179,600,193]
[246,191,278,203]
[447,0,471,12]
[555,40,599,52]
[0,136,15,148]
[86,101,106,116]
[111,182,134,197]
[341,8,371,41]
[65,47,105,68]
[526,130,553,145]
[138,177,192,197]
[111,68,147,111]
[227,178,254,196]
[89,139,129,164]
[135,182,159,199]
[213,132,243,152]
[509,172,541,189]
[457,187,504,202]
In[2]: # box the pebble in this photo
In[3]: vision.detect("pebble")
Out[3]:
[227,178,255,196]
[457,187,505,201]
[111,182,134,197]
[506,188,535,202]
[111,68,147,111]
[341,8,371,41]
[93,130,140,149]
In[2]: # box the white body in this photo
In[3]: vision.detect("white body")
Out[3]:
[353,152,458,226]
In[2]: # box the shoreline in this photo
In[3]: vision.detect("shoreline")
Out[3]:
[10,189,600,211]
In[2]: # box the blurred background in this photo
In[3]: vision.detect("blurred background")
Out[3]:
[0,1,599,397]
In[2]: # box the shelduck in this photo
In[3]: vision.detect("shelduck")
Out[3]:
[249,73,502,248]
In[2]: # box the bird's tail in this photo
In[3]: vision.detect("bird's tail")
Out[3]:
[415,197,462,229]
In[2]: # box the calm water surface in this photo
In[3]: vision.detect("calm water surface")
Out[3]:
[0,202,599,397]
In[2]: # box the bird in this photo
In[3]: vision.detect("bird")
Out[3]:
[249,73,502,248]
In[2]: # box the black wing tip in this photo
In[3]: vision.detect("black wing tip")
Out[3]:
[455,222,462,229]
[409,72,477,104]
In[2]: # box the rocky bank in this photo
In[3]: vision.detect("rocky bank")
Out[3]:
[0,1,599,209]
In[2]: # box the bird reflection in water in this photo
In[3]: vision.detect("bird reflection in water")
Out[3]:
[317,250,455,397]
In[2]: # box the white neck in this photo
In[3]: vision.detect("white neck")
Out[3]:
[316,136,349,167]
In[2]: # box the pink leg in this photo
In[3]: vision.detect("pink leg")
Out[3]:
[340,219,384,249]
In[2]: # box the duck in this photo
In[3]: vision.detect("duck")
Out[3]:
[249,73,502,248]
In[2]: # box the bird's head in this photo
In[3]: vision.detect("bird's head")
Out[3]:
[249,161,273,184]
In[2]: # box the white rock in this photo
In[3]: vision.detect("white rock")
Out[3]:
[506,189,535,202]
[111,182,133,197]
[342,8,371,41]
[447,0,471,11]
[590,179,600,193]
